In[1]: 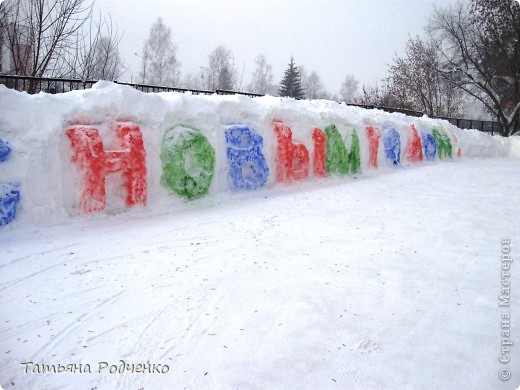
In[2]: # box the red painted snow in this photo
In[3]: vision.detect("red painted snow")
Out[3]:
[66,123,147,214]
[273,121,310,182]
[405,124,424,163]
[365,125,382,168]
[312,128,326,177]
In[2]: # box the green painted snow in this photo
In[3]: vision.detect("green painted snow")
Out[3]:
[325,124,361,175]
[160,125,216,200]
[432,129,452,159]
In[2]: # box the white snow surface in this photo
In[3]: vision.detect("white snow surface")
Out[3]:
[2,158,520,389]
[1,83,520,389]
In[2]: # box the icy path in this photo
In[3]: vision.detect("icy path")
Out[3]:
[1,158,520,390]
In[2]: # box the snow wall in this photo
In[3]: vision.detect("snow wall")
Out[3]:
[0,82,516,228]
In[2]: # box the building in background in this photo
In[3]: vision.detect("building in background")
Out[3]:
[0,2,33,75]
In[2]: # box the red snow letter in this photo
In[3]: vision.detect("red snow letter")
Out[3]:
[66,122,147,214]
[405,124,424,163]
[312,127,326,177]
[273,121,310,182]
[365,126,381,168]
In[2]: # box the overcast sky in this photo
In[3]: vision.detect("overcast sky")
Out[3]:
[94,0,455,94]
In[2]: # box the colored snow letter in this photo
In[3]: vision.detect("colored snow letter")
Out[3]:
[420,131,437,161]
[432,129,452,159]
[365,126,381,168]
[325,124,361,175]
[382,126,401,166]
[225,124,269,190]
[273,121,310,183]
[405,124,424,163]
[161,125,215,200]
[0,138,11,162]
[312,128,326,177]
[0,138,20,227]
[66,122,147,214]
[0,183,20,226]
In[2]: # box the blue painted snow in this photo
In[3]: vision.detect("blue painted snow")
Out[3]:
[0,138,11,162]
[225,124,269,190]
[421,131,437,161]
[382,126,401,166]
[0,183,20,227]
[0,138,20,226]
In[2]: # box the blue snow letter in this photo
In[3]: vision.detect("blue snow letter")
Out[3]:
[0,184,20,226]
[420,131,437,161]
[225,124,269,190]
[0,138,21,227]
[0,138,11,162]
[382,126,401,166]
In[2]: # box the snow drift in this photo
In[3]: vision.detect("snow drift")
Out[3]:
[0,81,515,228]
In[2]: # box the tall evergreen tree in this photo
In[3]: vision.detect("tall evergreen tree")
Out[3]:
[218,65,233,90]
[279,57,305,99]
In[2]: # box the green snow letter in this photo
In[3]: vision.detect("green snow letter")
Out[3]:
[161,125,216,200]
[432,129,452,159]
[325,124,361,175]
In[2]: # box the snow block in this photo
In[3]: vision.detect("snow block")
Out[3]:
[161,125,215,200]
[66,123,147,214]
[273,121,310,182]
[365,126,381,168]
[225,124,269,190]
[0,183,20,227]
[325,124,361,175]
[405,124,424,163]
[0,138,11,162]
[312,128,326,178]
[432,129,453,159]
[421,131,437,161]
[382,126,401,166]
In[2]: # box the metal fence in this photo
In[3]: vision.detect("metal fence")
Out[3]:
[0,75,96,94]
[0,74,264,98]
[439,117,502,135]
[0,74,503,135]
[349,102,502,135]
[347,103,425,118]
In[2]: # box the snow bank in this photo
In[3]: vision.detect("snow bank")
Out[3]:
[0,82,515,228]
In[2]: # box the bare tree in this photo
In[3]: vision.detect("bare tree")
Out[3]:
[67,14,124,81]
[140,17,180,86]
[386,35,464,117]
[356,81,395,107]
[207,45,237,90]
[248,54,274,94]
[87,35,123,80]
[1,0,94,81]
[298,64,307,91]
[339,74,359,103]
[429,0,520,135]
[0,0,125,93]
[179,72,202,89]
[302,70,329,100]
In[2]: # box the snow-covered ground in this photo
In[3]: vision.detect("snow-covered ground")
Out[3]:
[1,83,519,389]
[1,156,519,390]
